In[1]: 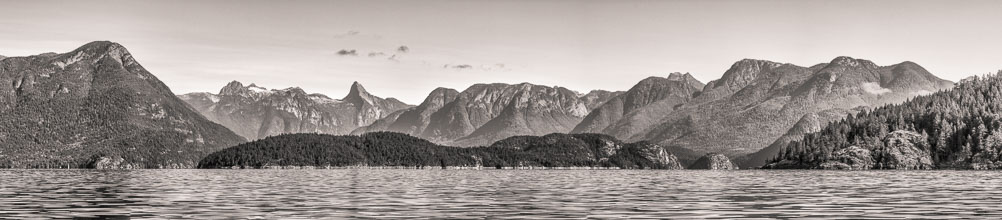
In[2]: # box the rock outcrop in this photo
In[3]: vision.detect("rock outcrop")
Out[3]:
[617,141,685,169]
[876,130,933,169]
[688,153,738,170]
[818,146,874,170]
[767,130,934,170]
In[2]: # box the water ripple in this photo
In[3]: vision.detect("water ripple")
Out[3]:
[1,170,1001,219]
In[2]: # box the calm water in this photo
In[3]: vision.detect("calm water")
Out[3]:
[2,170,1001,219]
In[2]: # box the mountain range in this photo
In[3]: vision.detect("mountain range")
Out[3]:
[0,41,961,169]
[350,83,620,146]
[179,81,411,140]
[575,57,952,167]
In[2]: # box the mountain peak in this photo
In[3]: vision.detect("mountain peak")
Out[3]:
[727,59,783,74]
[827,56,877,68]
[712,58,782,89]
[666,72,687,80]
[346,81,369,96]
[419,87,460,108]
[75,41,129,56]
[344,81,377,105]
[219,81,246,95]
[78,40,121,50]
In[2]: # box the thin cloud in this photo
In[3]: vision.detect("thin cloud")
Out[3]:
[442,63,512,72]
[333,30,360,38]
[444,64,473,69]
[332,30,383,39]
[336,49,358,56]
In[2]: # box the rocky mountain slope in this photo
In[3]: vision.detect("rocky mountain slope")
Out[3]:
[0,41,246,168]
[572,72,704,137]
[579,90,623,110]
[573,57,953,168]
[579,57,952,167]
[353,83,600,146]
[179,81,411,140]
[351,87,460,136]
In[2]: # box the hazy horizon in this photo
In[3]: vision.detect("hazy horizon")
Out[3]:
[2,0,1001,104]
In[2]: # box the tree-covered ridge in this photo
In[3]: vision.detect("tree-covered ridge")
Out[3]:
[766,71,1002,169]
[198,132,685,169]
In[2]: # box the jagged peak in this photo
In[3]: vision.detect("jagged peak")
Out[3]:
[666,72,687,80]
[219,80,246,95]
[350,81,366,92]
[667,72,702,84]
[279,87,304,93]
[343,81,381,106]
[219,80,277,97]
[344,81,373,100]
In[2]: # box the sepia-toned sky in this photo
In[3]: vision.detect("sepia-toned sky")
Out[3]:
[1,0,1001,103]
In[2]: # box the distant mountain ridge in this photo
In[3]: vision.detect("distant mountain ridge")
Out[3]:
[178,81,411,140]
[569,57,952,168]
[351,87,460,137]
[0,41,245,168]
[353,82,623,146]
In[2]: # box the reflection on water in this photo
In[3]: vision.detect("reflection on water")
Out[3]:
[1,170,1001,219]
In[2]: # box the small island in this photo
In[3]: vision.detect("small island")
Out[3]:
[198,132,693,170]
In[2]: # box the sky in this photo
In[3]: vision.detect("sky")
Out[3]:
[1,0,1001,104]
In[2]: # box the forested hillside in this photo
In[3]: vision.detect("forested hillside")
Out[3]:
[0,41,245,169]
[766,72,1002,169]
[198,132,685,169]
